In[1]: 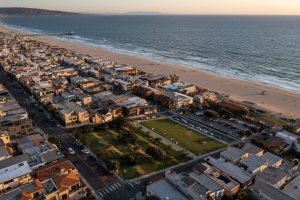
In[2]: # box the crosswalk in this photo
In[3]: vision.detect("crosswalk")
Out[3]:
[54,133,69,138]
[98,182,122,198]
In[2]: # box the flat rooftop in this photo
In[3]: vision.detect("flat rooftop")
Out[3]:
[207,157,251,185]
[256,167,288,186]
[253,180,295,200]
[240,155,268,173]
[221,147,247,162]
[0,161,32,184]
[147,179,187,200]
[283,175,300,200]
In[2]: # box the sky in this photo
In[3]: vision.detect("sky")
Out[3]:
[1,0,300,15]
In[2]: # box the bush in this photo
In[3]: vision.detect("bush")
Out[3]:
[146,146,164,161]
[107,160,120,172]
[120,154,136,166]
[204,110,220,119]
[96,149,110,161]
[110,116,129,129]
[119,131,138,144]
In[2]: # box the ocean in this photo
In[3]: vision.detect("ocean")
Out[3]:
[1,15,300,92]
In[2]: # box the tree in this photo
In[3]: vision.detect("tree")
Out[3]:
[153,137,162,144]
[218,108,234,119]
[107,160,120,173]
[119,131,138,144]
[284,124,296,132]
[170,74,179,82]
[120,154,136,166]
[146,147,164,161]
[111,116,129,129]
[204,110,220,119]
[96,149,110,161]
[234,109,249,117]
[48,136,59,144]
[74,131,87,143]
[233,188,251,200]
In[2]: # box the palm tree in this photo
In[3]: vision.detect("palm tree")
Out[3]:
[170,74,179,82]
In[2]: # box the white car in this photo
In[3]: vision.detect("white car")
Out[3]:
[81,149,89,154]
[68,147,75,155]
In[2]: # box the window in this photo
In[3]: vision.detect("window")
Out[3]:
[3,179,14,185]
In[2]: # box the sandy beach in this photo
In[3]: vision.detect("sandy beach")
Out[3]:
[0,24,299,118]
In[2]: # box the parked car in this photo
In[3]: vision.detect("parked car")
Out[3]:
[81,149,89,154]
[68,147,75,155]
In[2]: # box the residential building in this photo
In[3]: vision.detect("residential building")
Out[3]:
[283,175,300,200]
[154,91,193,109]
[194,92,218,104]
[35,158,86,200]
[242,143,264,156]
[220,147,249,164]
[193,164,240,197]
[145,74,172,87]
[147,179,187,200]
[58,102,89,126]
[239,155,268,175]
[0,161,33,194]
[0,102,33,137]
[256,167,289,188]
[262,152,283,168]
[0,130,10,145]
[89,107,113,124]
[113,66,138,75]
[206,157,252,188]
[165,171,223,200]
[252,179,296,200]
[133,85,163,99]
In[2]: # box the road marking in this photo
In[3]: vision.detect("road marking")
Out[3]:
[110,185,115,190]
[99,192,104,197]
[129,183,134,188]
[113,183,119,188]
[109,187,113,192]
[105,189,110,193]
[116,182,121,187]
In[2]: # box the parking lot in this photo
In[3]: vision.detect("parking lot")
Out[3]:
[170,114,237,143]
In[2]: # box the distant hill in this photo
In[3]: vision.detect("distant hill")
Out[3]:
[126,12,162,15]
[0,7,78,17]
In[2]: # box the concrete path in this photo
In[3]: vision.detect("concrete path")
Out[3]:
[134,122,196,158]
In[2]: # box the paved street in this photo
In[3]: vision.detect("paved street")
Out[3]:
[0,70,230,200]
[0,70,118,197]
[165,112,238,143]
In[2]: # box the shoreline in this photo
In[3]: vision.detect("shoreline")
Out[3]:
[0,24,299,118]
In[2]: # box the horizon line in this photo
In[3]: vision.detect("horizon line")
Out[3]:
[1,6,300,16]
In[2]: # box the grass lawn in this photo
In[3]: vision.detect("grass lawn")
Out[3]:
[254,114,287,127]
[84,127,190,179]
[141,119,226,155]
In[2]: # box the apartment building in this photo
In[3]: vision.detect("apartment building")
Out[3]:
[154,91,194,109]
[58,102,89,126]
[0,102,33,137]
[0,161,33,194]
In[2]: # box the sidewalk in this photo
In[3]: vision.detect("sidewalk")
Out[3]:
[130,147,226,182]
